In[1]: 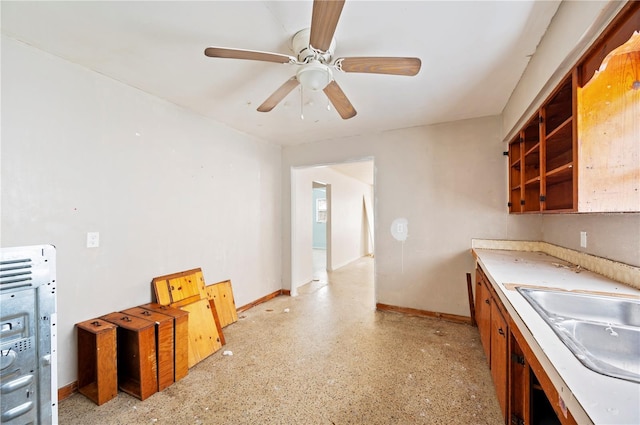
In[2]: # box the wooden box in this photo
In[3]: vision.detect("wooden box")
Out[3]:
[76,319,118,405]
[100,312,158,401]
[121,307,174,391]
[139,303,189,381]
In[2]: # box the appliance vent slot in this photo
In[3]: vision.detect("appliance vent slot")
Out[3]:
[12,338,34,353]
[0,259,33,288]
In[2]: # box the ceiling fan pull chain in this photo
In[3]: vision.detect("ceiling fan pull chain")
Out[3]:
[300,86,305,120]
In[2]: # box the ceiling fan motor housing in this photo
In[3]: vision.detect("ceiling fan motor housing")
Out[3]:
[291,28,335,64]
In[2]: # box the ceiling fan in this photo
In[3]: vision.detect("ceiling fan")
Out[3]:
[204,0,421,120]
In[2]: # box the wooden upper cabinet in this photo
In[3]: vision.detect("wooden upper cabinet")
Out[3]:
[508,3,639,214]
[508,74,576,213]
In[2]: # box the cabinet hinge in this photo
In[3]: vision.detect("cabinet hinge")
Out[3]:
[519,136,524,144]
[520,200,525,206]
[503,151,509,156]
[539,115,544,124]
[511,414,525,425]
[540,195,546,202]
[507,202,513,208]
[511,354,525,365]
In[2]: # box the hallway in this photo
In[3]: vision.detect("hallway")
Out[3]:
[60,256,502,424]
[312,248,328,283]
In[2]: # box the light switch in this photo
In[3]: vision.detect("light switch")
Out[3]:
[580,231,587,248]
[87,232,100,248]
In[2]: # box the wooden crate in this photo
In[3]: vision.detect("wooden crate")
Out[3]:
[76,319,118,405]
[139,303,189,381]
[100,312,158,401]
[205,280,238,328]
[121,307,174,391]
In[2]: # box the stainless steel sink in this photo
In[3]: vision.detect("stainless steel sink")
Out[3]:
[517,287,640,383]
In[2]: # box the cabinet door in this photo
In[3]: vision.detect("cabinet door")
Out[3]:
[491,301,509,421]
[475,270,491,362]
[510,334,530,425]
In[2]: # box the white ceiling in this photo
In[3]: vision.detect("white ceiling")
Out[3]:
[1,1,561,146]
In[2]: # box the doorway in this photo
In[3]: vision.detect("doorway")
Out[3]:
[312,182,328,283]
[290,159,375,299]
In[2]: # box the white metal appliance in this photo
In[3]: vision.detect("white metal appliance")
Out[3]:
[1,245,58,424]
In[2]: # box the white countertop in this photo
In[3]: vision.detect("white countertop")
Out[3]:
[473,248,640,425]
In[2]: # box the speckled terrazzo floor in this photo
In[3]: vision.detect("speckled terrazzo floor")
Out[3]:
[59,256,503,424]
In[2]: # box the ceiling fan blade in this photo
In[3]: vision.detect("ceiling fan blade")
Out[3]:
[323,80,356,120]
[257,77,300,112]
[337,57,422,76]
[204,47,296,64]
[310,0,345,52]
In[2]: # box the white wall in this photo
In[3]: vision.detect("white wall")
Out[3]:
[283,117,541,316]
[291,166,373,293]
[1,37,282,387]
[542,214,640,267]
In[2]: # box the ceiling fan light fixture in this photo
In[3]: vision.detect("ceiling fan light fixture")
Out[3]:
[296,61,332,91]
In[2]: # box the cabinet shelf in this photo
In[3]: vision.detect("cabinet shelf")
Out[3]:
[546,163,573,185]
[525,176,541,186]
[546,116,572,144]
[524,142,540,157]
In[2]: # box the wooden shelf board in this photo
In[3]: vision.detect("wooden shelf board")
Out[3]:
[546,163,573,185]
[545,116,572,142]
[524,142,540,156]
[525,177,541,186]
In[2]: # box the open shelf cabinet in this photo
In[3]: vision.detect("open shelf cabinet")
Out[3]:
[508,74,576,213]
[506,2,639,214]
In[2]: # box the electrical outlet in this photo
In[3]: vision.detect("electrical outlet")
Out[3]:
[580,231,587,248]
[87,232,100,248]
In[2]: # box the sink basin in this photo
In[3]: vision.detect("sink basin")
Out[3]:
[517,287,640,383]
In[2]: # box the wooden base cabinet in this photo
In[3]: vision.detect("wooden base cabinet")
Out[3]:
[475,265,573,425]
[475,268,491,362]
[510,324,576,425]
[475,267,509,421]
[490,301,508,420]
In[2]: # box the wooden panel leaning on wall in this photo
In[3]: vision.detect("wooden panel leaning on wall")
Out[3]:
[205,280,238,328]
[151,268,223,368]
